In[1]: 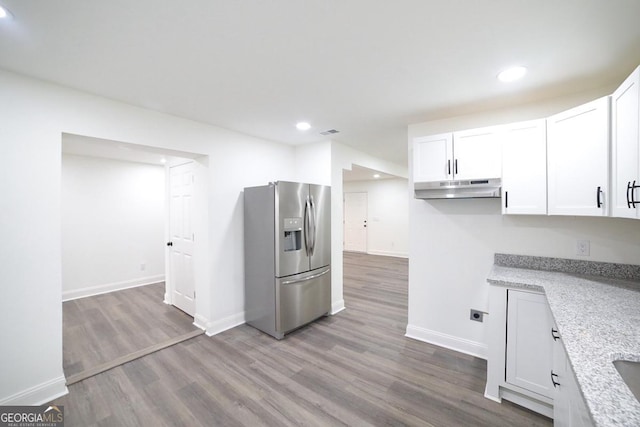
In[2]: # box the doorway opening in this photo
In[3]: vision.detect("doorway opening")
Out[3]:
[342,164,409,259]
[60,133,209,383]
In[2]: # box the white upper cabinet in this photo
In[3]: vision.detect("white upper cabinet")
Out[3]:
[412,127,501,183]
[413,133,453,183]
[452,127,502,180]
[547,96,610,216]
[502,120,547,215]
[611,66,640,219]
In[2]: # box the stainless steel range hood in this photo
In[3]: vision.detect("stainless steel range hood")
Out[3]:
[414,178,502,199]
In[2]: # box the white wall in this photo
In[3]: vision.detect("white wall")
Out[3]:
[406,87,640,359]
[295,141,332,186]
[343,178,409,258]
[61,154,165,300]
[0,68,301,405]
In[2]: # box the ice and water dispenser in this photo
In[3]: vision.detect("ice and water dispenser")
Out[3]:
[283,217,302,252]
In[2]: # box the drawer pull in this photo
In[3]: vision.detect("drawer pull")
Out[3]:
[551,371,560,388]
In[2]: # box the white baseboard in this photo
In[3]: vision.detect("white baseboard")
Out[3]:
[205,312,245,337]
[331,299,346,315]
[193,313,209,331]
[405,324,487,360]
[367,250,409,259]
[62,275,165,301]
[0,375,68,406]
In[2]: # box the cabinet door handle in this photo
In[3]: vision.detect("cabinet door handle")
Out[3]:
[551,371,560,388]
[447,160,451,176]
[596,186,602,208]
[551,328,560,341]
[627,181,633,209]
[632,180,639,208]
[454,159,458,175]
[505,191,508,209]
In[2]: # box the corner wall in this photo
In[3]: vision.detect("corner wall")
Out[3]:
[406,87,640,358]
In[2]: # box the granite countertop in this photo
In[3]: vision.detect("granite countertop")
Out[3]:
[487,255,640,427]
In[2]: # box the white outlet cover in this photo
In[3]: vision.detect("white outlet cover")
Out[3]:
[576,240,590,256]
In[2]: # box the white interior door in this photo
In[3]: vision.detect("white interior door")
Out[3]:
[169,161,195,316]
[343,192,367,252]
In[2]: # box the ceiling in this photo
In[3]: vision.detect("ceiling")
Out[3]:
[2,1,640,166]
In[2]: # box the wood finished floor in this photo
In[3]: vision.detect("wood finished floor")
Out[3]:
[63,282,198,377]
[54,253,552,426]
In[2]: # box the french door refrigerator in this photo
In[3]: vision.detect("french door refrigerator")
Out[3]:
[244,181,331,339]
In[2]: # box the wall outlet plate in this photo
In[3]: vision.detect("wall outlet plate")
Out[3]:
[576,240,590,256]
[470,309,484,322]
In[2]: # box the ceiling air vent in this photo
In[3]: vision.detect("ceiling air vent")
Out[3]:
[320,129,340,136]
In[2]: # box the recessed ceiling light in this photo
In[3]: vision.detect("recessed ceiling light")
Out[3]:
[0,5,13,19]
[160,158,167,164]
[373,174,380,179]
[296,122,311,131]
[498,66,527,83]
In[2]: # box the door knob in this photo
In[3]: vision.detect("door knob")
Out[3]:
[167,242,173,246]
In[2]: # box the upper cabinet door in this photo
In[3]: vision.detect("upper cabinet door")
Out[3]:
[547,97,610,216]
[502,120,547,215]
[453,127,502,180]
[413,133,453,183]
[611,66,640,219]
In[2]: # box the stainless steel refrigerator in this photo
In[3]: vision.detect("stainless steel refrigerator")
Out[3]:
[244,181,331,339]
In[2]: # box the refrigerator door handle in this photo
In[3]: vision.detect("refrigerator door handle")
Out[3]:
[309,195,317,255]
[304,196,312,256]
[281,268,330,285]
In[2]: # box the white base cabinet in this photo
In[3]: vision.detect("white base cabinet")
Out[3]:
[553,335,594,427]
[485,286,553,418]
[506,290,554,398]
[486,285,594,423]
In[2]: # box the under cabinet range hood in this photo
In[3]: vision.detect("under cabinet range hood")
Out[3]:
[414,178,502,199]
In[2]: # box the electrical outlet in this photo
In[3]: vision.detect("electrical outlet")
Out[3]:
[470,309,484,322]
[576,240,590,256]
